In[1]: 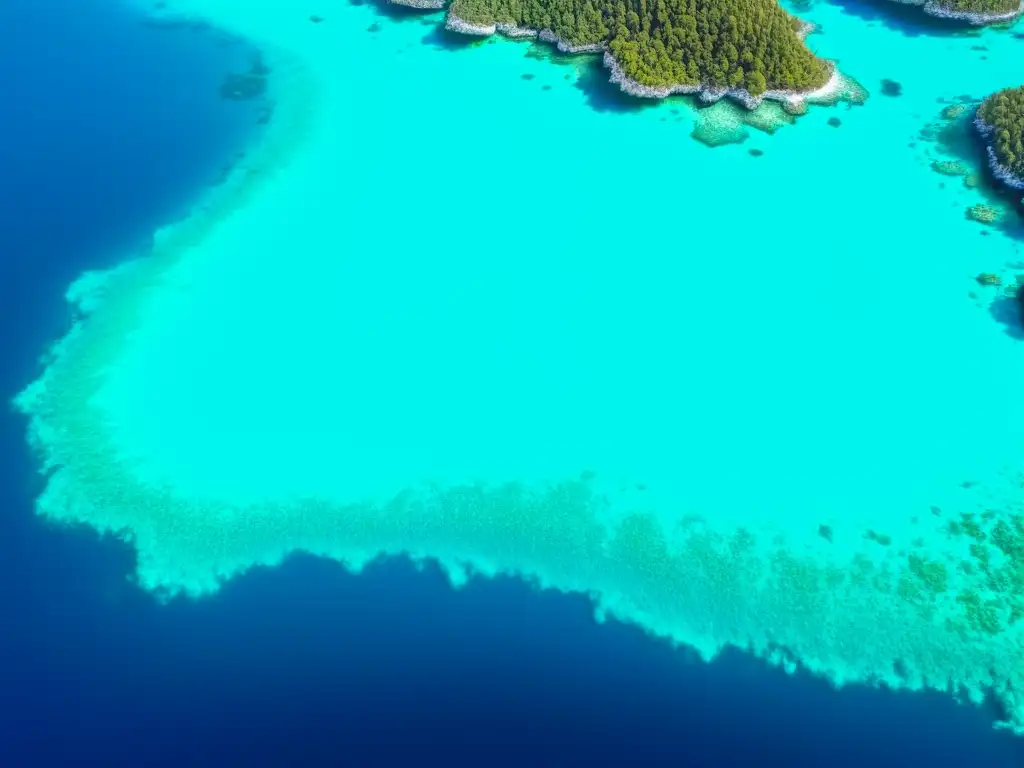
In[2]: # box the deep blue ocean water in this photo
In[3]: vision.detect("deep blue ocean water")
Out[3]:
[2,1,1024,765]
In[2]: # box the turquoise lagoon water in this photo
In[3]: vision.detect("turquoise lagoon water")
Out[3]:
[17,0,1024,732]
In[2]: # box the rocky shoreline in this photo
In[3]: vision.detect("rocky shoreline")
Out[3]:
[603,51,841,110]
[539,28,605,53]
[389,0,447,8]
[385,0,1021,30]
[444,13,497,35]
[974,113,1024,191]
[885,0,1024,25]
[443,14,604,51]
[444,11,840,110]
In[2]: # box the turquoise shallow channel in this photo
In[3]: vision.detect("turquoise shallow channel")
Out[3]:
[17,0,1024,733]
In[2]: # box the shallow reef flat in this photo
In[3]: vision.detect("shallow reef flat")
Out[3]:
[19,0,1024,738]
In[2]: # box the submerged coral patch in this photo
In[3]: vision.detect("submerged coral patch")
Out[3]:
[881,78,902,97]
[16,0,1024,744]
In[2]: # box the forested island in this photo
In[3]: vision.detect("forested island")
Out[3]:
[892,0,1023,24]
[976,86,1024,190]
[936,0,1020,12]
[432,0,833,103]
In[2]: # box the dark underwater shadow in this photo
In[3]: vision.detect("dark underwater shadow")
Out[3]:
[352,0,447,23]
[421,23,485,51]
[924,103,983,157]
[917,104,1024,241]
[995,204,1024,239]
[573,57,652,114]
[823,0,990,37]
[988,294,1024,340]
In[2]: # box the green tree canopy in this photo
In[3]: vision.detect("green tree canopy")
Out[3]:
[934,0,1020,16]
[978,86,1024,178]
[450,0,831,96]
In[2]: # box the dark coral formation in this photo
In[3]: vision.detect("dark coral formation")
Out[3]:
[942,510,1024,635]
[931,159,967,176]
[966,203,1001,224]
[880,78,902,97]
[219,56,269,101]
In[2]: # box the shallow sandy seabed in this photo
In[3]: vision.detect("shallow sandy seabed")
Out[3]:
[17,0,1024,734]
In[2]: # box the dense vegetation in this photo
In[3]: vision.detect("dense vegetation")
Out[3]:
[449,0,831,95]
[978,86,1024,178]
[934,0,1020,16]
